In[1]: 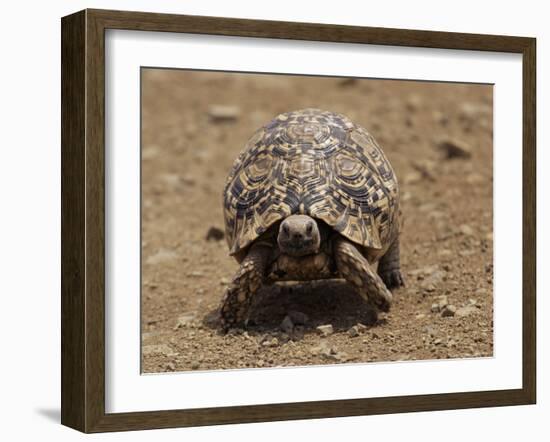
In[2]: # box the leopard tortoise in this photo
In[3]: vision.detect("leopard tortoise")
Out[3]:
[220,108,403,329]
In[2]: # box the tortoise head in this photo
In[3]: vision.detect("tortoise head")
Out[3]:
[277,214,320,257]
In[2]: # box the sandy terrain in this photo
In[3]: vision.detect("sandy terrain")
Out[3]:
[140,69,493,373]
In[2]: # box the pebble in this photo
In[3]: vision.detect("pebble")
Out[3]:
[475,288,488,297]
[165,362,176,371]
[310,342,331,356]
[262,337,280,347]
[406,94,423,112]
[205,226,225,241]
[208,105,241,122]
[142,145,160,159]
[348,326,360,337]
[441,304,457,317]
[411,160,436,182]
[173,313,197,330]
[431,303,440,313]
[459,250,475,257]
[160,173,182,188]
[356,323,368,333]
[437,138,472,159]
[142,344,176,356]
[437,295,449,309]
[146,248,178,265]
[420,283,436,293]
[459,224,475,236]
[409,265,439,278]
[456,305,479,318]
[316,324,334,337]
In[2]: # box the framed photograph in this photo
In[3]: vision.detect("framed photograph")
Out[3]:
[61,9,536,433]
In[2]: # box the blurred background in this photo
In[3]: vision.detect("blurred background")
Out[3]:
[141,69,493,373]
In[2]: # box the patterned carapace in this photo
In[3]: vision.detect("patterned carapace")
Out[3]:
[223,108,400,256]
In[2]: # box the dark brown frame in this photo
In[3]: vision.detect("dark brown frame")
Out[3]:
[61,8,536,433]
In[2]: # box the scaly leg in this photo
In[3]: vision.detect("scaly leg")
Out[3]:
[334,236,392,313]
[219,244,272,330]
[377,236,405,289]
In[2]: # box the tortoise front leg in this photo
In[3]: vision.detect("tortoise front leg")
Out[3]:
[333,237,393,313]
[219,244,272,330]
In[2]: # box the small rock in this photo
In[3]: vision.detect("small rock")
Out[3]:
[456,305,479,318]
[420,283,437,293]
[459,250,475,257]
[403,171,423,185]
[437,295,449,309]
[459,224,475,236]
[406,94,423,112]
[459,102,491,121]
[146,248,178,265]
[355,323,368,333]
[409,265,439,278]
[316,324,334,337]
[160,173,182,188]
[208,105,241,122]
[173,313,197,330]
[424,270,447,286]
[181,174,196,186]
[416,313,427,320]
[330,351,349,362]
[191,362,200,370]
[475,288,489,297]
[142,145,160,160]
[220,277,230,285]
[431,303,440,313]
[432,110,449,126]
[142,344,175,356]
[441,304,457,317]
[437,138,472,159]
[423,326,438,337]
[205,226,225,241]
[262,337,279,347]
[280,315,294,334]
[165,362,176,371]
[310,342,331,356]
[411,160,436,182]
[348,326,360,337]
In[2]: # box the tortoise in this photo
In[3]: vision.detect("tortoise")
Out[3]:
[220,108,403,329]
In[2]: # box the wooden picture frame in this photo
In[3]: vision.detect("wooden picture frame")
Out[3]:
[61,8,536,433]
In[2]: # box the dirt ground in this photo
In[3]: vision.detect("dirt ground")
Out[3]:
[140,69,493,373]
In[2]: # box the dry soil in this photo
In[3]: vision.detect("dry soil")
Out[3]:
[141,69,493,373]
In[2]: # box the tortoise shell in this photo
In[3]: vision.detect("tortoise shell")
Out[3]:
[223,108,400,256]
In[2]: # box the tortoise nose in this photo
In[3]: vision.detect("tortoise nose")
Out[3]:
[292,232,303,241]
